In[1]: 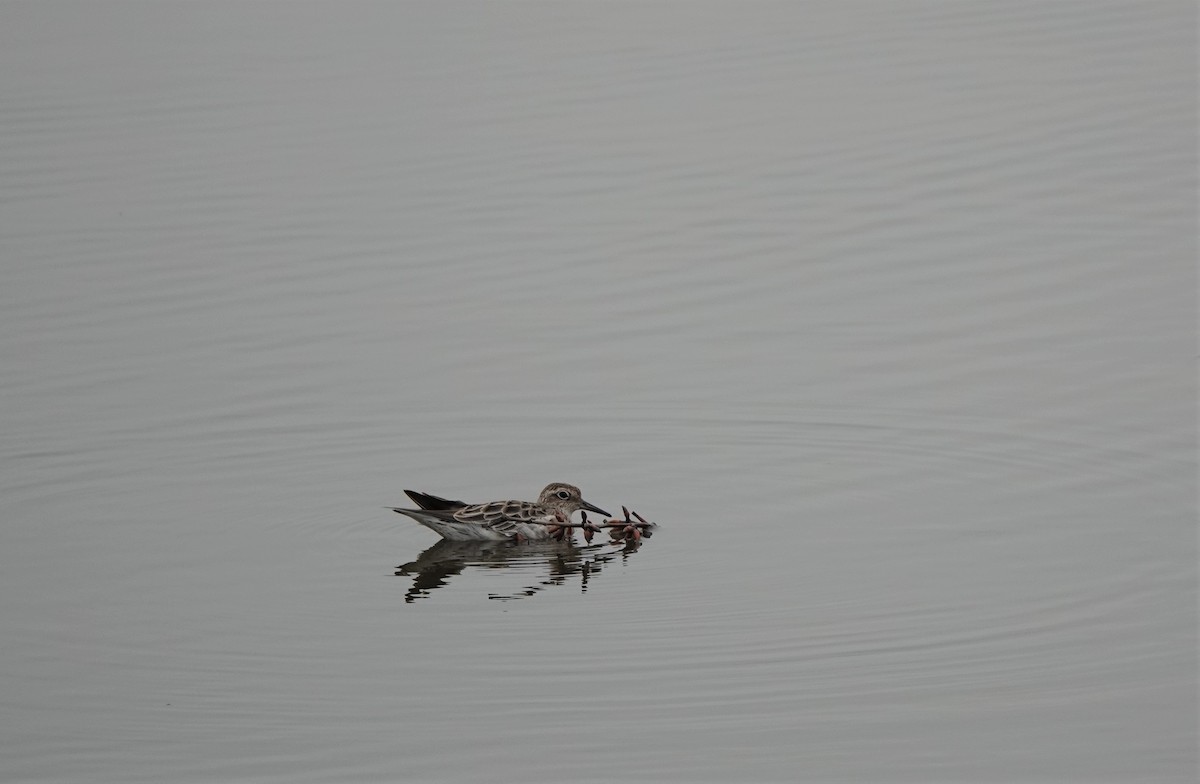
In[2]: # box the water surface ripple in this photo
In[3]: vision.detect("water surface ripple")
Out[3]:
[1,2,1193,782]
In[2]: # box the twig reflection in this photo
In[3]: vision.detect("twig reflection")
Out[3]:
[394,537,643,603]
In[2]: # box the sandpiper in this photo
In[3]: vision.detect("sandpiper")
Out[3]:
[390,482,610,541]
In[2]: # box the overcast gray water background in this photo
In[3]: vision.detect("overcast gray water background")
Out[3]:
[1,3,1195,782]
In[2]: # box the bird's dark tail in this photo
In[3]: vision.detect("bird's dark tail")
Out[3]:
[404,490,468,511]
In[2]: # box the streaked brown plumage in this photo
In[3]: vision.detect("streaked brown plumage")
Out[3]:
[390,483,610,541]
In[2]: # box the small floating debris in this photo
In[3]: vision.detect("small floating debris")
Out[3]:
[601,506,657,544]
[542,506,657,545]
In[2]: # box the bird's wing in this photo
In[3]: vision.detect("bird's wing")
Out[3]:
[453,500,555,532]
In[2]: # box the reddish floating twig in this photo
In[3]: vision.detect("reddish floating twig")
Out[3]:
[513,507,657,544]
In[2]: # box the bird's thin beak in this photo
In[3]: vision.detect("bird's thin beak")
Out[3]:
[581,499,610,518]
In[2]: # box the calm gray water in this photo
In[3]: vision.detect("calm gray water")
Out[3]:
[1,3,1195,782]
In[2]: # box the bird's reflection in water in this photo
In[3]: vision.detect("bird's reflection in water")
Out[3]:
[395,537,643,603]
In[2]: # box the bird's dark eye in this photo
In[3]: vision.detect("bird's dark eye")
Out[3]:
[556,490,571,500]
